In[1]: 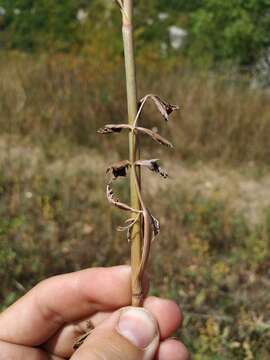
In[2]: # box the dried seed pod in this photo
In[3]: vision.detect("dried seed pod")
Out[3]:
[139,94,179,121]
[150,213,160,238]
[98,123,174,148]
[135,127,173,148]
[98,124,132,134]
[106,160,131,180]
[135,159,168,178]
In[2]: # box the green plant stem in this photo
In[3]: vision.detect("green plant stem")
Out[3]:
[122,0,142,307]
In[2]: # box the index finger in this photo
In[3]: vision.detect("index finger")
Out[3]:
[0,266,132,347]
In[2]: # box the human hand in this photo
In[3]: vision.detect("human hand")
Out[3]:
[0,266,189,359]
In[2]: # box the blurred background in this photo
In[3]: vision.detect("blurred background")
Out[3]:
[0,1,270,358]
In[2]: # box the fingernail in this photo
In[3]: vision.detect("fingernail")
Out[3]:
[117,308,157,349]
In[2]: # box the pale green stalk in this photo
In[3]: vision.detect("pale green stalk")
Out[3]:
[122,0,142,307]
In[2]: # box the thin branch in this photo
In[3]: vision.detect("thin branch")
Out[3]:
[133,95,148,127]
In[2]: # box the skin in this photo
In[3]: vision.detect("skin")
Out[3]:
[0,266,189,360]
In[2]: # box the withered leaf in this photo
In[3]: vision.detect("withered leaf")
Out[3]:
[106,160,131,180]
[106,185,141,213]
[139,94,179,121]
[98,124,132,134]
[135,159,168,178]
[136,127,173,148]
[150,213,160,238]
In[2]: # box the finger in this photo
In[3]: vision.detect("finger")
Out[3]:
[44,312,111,357]
[0,266,132,346]
[144,297,182,339]
[156,339,190,360]
[0,340,49,360]
[44,297,182,358]
[71,307,160,360]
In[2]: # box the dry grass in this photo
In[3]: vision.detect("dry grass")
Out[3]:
[140,68,270,164]
[1,53,270,164]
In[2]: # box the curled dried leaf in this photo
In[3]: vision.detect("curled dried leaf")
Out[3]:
[135,159,168,178]
[106,185,141,213]
[150,213,160,238]
[136,127,173,148]
[139,94,179,121]
[98,124,132,134]
[106,160,131,180]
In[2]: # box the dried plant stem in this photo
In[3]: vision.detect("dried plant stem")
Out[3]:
[73,3,178,350]
[122,0,142,307]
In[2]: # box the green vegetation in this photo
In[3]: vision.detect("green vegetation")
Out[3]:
[0,0,81,51]
[189,0,270,66]
[1,0,269,68]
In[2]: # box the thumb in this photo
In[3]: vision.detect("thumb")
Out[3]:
[71,307,160,360]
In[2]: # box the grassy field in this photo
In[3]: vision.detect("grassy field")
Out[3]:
[0,53,270,359]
